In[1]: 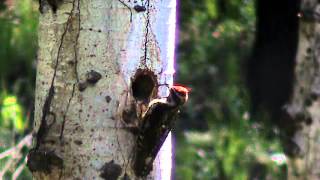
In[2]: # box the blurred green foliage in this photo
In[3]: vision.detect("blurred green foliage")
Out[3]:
[176,0,286,179]
[0,0,37,133]
[0,0,37,103]
[1,95,25,132]
[0,0,287,179]
[0,0,37,179]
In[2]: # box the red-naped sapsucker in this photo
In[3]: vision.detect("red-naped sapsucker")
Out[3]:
[134,85,190,177]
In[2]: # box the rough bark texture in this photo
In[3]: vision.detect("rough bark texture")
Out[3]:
[28,0,176,179]
[285,1,320,179]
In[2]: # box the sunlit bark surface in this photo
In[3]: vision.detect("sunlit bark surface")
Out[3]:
[31,0,176,179]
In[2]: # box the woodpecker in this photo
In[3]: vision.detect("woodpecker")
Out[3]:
[134,85,190,177]
[170,85,190,104]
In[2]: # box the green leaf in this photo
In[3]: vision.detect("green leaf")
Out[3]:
[1,95,25,132]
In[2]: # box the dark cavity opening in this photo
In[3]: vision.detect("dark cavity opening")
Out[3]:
[132,70,157,101]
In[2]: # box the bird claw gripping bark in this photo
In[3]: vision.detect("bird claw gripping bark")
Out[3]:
[133,85,189,177]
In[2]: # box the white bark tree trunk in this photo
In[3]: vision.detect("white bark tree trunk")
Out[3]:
[27,0,177,179]
[285,0,320,179]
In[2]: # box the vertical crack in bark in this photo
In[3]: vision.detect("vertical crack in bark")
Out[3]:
[74,0,81,83]
[118,0,132,22]
[142,0,151,65]
[60,0,81,140]
[35,81,56,149]
[35,0,78,149]
[60,84,76,140]
[36,0,78,149]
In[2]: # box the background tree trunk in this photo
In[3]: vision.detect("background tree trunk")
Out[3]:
[28,0,176,179]
[285,1,320,179]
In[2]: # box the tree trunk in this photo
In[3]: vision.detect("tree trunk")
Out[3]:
[284,1,320,179]
[27,0,177,179]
